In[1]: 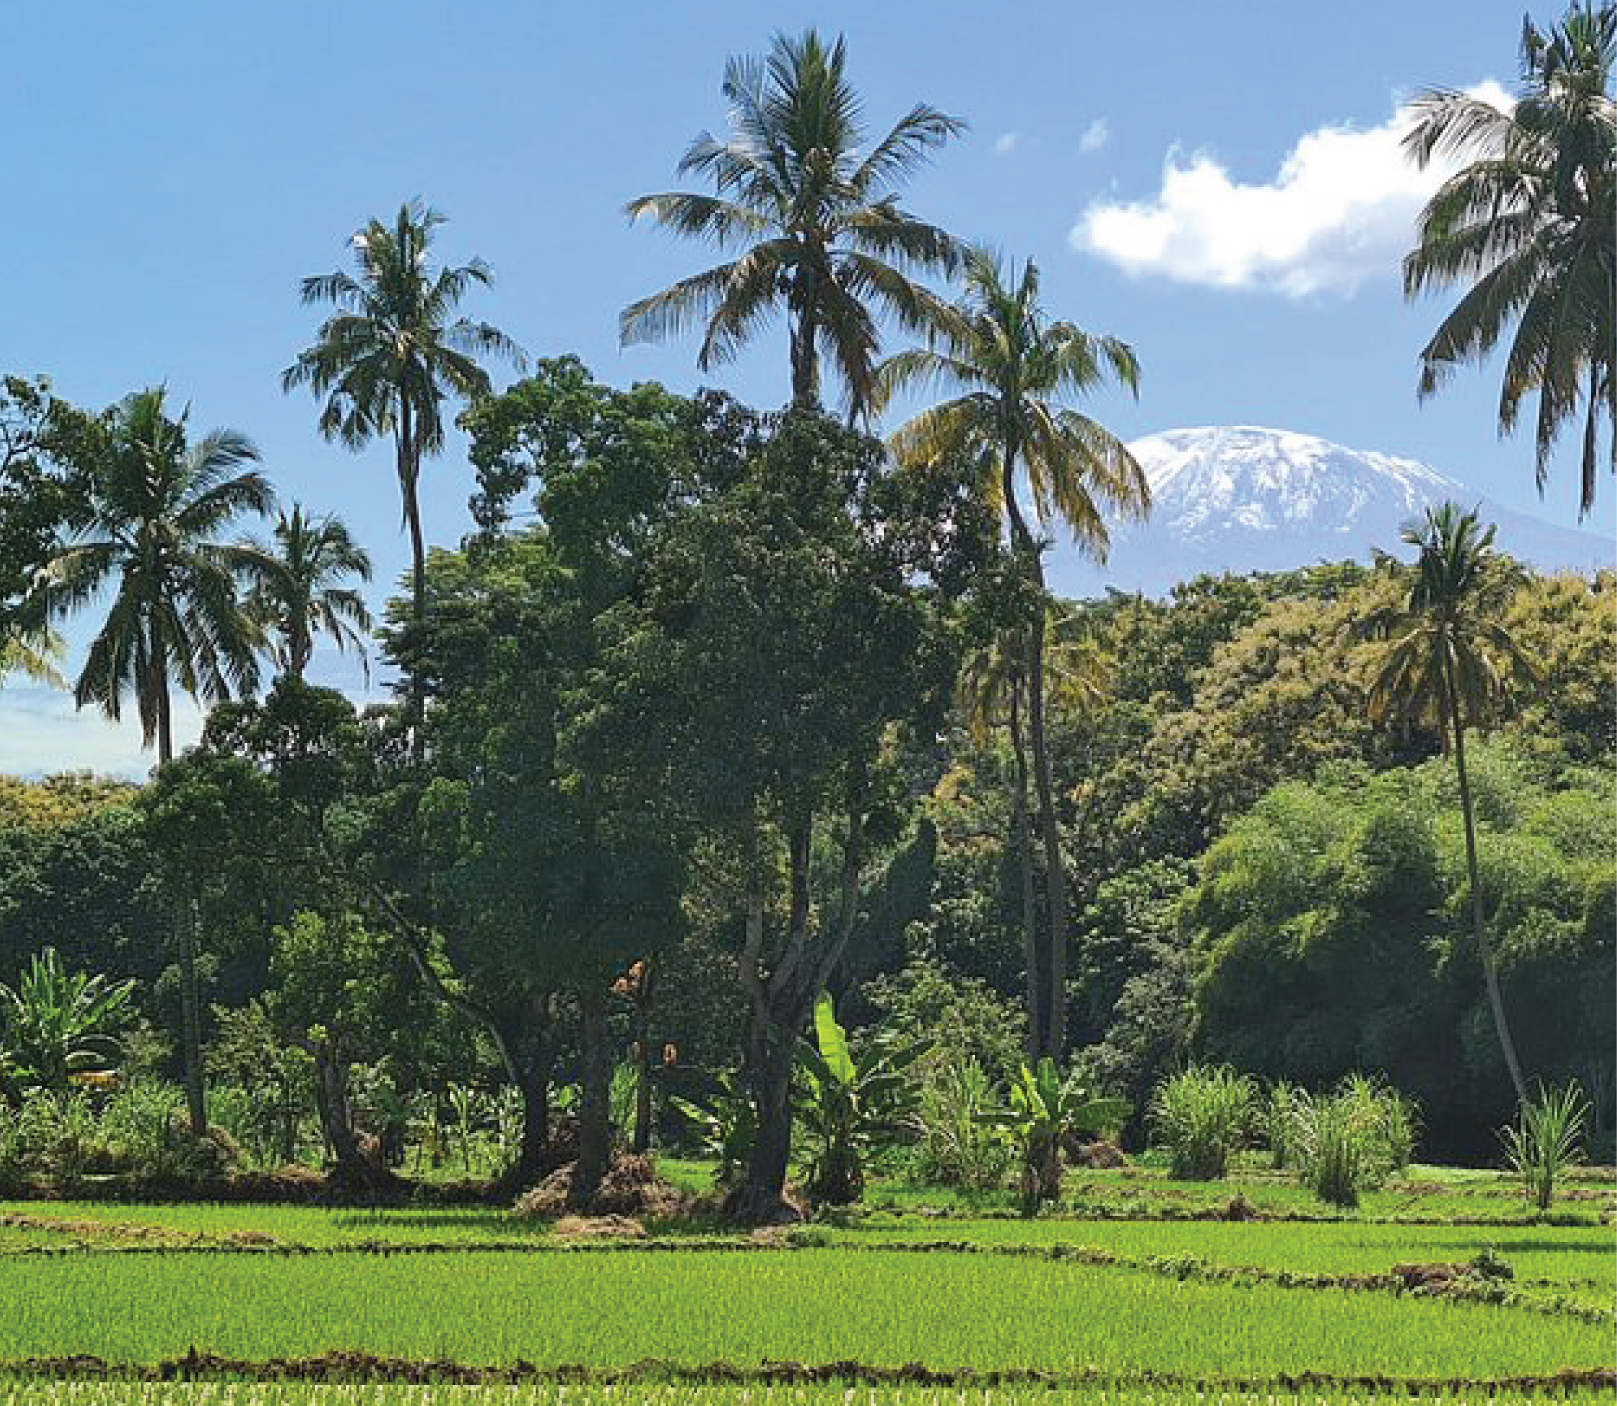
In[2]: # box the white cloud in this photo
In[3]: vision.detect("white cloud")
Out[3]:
[0,686,205,779]
[1071,82,1511,298]
[992,131,1018,155]
[1078,118,1110,155]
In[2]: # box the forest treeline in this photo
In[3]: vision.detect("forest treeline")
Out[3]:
[2,359,1611,1179]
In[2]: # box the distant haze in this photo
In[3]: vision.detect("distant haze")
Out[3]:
[1049,426,1616,598]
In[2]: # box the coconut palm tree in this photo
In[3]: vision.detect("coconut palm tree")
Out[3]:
[880,249,1148,1057]
[621,29,965,417]
[958,603,1110,1057]
[283,201,524,731]
[39,387,281,765]
[1365,502,1541,1102]
[1403,3,1616,516]
[252,504,373,682]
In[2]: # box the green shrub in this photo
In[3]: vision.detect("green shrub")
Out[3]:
[1503,1082,1588,1213]
[1286,1075,1420,1207]
[982,1059,1127,1212]
[1149,1065,1255,1180]
[795,992,927,1204]
[1265,1081,1302,1169]
[914,1055,1012,1192]
[1291,1090,1380,1208]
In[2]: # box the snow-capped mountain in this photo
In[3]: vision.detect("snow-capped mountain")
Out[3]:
[1047,425,1615,598]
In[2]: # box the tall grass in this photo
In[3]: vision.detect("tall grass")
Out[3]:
[1149,1066,1255,1180]
[1287,1076,1421,1208]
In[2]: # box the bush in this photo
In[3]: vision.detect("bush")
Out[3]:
[1265,1081,1303,1169]
[1291,1090,1381,1208]
[1503,1082,1588,1213]
[913,1055,1012,1192]
[1149,1065,1255,1180]
[1287,1075,1421,1208]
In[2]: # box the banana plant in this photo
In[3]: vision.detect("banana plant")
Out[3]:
[982,1058,1127,1213]
[0,949,135,1096]
[795,991,929,1205]
[670,1069,757,1187]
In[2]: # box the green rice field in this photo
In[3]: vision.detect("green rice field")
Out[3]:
[0,1168,1609,1400]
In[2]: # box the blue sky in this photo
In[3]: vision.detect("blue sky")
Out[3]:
[0,0,1603,775]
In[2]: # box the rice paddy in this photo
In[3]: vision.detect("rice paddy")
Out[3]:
[0,1168,1609,1401]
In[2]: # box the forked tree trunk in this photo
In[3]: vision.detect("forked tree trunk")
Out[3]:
[308,1036,397,1194]
[728,808,866,1224]
[1446,667,1528,1104]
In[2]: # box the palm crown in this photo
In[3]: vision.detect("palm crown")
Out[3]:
[1403,3,1616,515]
[1366,502,1541,735]
[252,504,374,682]
[39,388,282,762]
[622,29,965,417]
[284,201,525,471]
[879,249,1150,561]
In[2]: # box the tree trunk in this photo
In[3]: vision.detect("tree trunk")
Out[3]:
[397,399,427,760]
[631,960,656,1155]
[1009,680,1042,1058]
[790,282,820,408]
[155,654,174,767]
[1002,447,1069,1059]
[727,809,867,1223]
[728,1028,797,1224]
[1446,668,1529,1104]
[176,891,207,1136]
[573,986,613,1205]
[311,1040,394,1193]
[506,1022,553,1192]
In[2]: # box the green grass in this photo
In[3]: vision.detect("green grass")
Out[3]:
[0,1200,552,1247]
[0,1390,1611,1406]
[827,1215,1613,1286]
[0,1248,1606,1378]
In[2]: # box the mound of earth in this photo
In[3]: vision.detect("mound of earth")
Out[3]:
[513,1152,694,1219]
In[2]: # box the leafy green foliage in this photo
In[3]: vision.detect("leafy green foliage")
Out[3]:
[984,1058,1126,1210]
[1503,1081,1590,1212]
[0,949,134,1096]
[1150,1066,1256,1181]
[795,992,928,1204]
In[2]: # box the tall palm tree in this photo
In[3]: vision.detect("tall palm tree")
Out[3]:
[252,504,374,682]
[621,29,965,417]
[1366,502,1541,1102]
[880,249,1149,1057]
[39,387,281,765]
[283,201,524,731]
[1403,3,1615,516]
[958,603,1109,1057]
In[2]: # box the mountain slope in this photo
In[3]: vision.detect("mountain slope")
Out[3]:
[1046,426,1614,598]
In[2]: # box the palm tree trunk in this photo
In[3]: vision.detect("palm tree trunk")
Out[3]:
[154,641,174,767]
[1445,664,1528,1103]
[1008,679,1042,1057]
[396,399,427,759]
[791,282,820,407]
[1002,448,1069,1060]
[177,890,207,1136]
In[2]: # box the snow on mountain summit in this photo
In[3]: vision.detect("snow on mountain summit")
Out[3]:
[1046,425,1613,598]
